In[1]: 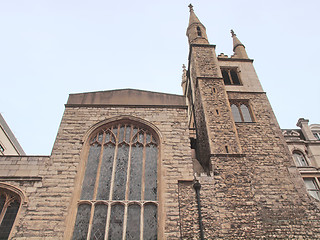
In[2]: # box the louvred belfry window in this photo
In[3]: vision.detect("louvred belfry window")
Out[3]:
[72,123,158,240]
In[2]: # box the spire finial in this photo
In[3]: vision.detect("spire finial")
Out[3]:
[231,29,236,37]
[182,64,186,70]
[188,4,194,12]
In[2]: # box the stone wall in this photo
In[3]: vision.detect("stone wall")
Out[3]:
[0,105,194,239]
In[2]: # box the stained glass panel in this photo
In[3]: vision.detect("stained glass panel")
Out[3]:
[143,203,157,240]
[0,200,20,239]
[97,144,115,200]
[81,144,101,200]
[108,204,124,239]
[90,204,108,240]
[72,204,91,240]
[126,204,141,239]
[113,144,129,200]
[145,144,158,201]
[129,144,143,200]
[75,122,158,239]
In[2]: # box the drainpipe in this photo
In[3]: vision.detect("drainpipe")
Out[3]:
[193,179,205,240]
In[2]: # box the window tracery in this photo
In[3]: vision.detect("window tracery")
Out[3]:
[72,122,159,240]
[0,188,21,239]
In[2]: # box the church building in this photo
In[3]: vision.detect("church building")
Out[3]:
[1,5,320,239]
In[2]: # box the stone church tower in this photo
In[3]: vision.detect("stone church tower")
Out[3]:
[1,5,320,239]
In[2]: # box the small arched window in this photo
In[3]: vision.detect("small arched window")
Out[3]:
[231,104,242,122]
[72,122,159,239]
[196,26,202,37]
[0,188,21,239]
[230,101,253,123]
[293,151,308,166]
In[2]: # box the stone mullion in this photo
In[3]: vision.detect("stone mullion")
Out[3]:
[105,125,121,240]
[86,202,95,240]
[93,132,106,200]
[227,69,234,85]
[140,131,147,239]
[140,203,144,240]
[85,132,106,239]
[237,103,245,122]
[122,125,133,240]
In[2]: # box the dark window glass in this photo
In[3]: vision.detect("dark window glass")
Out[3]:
[113,143,129,200]
[90,204,108,240]
[80,144,101,200]
[126,204,141,239]
[221,68,242,85]
[230,69,240,85]
[0,190,21,239]
[0,194,5,215]
[222,70,231,85]
[75,122,158,239]
[0,200,19,239]
[97,144,115,200]
[72,204,91,240]
[313,132,320,140]
[129,144,143,200]
[143,203,157,240]
[145,143,158,201]
[0,144,4,153]
[108,204,124,239]
[196,26,202,37]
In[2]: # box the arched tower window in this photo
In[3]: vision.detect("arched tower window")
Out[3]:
[0,188,21,239]
[72,122,159,240]
[196,26,202,37]
[293,151,308,166]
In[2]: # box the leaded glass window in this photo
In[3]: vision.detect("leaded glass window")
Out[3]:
[73,123,159,240]
[230,101,253,123]
[0,189,21,239]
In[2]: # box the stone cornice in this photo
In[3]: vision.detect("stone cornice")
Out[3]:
[65,104,187,109]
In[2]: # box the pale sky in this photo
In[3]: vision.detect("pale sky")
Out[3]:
[1,0,319,155]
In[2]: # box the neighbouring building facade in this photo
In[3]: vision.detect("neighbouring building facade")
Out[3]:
[1,5,320,239]
[283,118,320,202]
[0,113,25,156]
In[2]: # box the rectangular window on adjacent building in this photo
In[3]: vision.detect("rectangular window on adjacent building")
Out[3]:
[304,178,320,201]
[313,132,320,140]
[221,68,241,85]
[0,144,4,153]
[229,101,254,123]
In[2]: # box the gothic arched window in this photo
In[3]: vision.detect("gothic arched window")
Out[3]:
[230,101,253,123]
[293,151,308,167]
[0,188,21,239]
[72,122,159,240]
